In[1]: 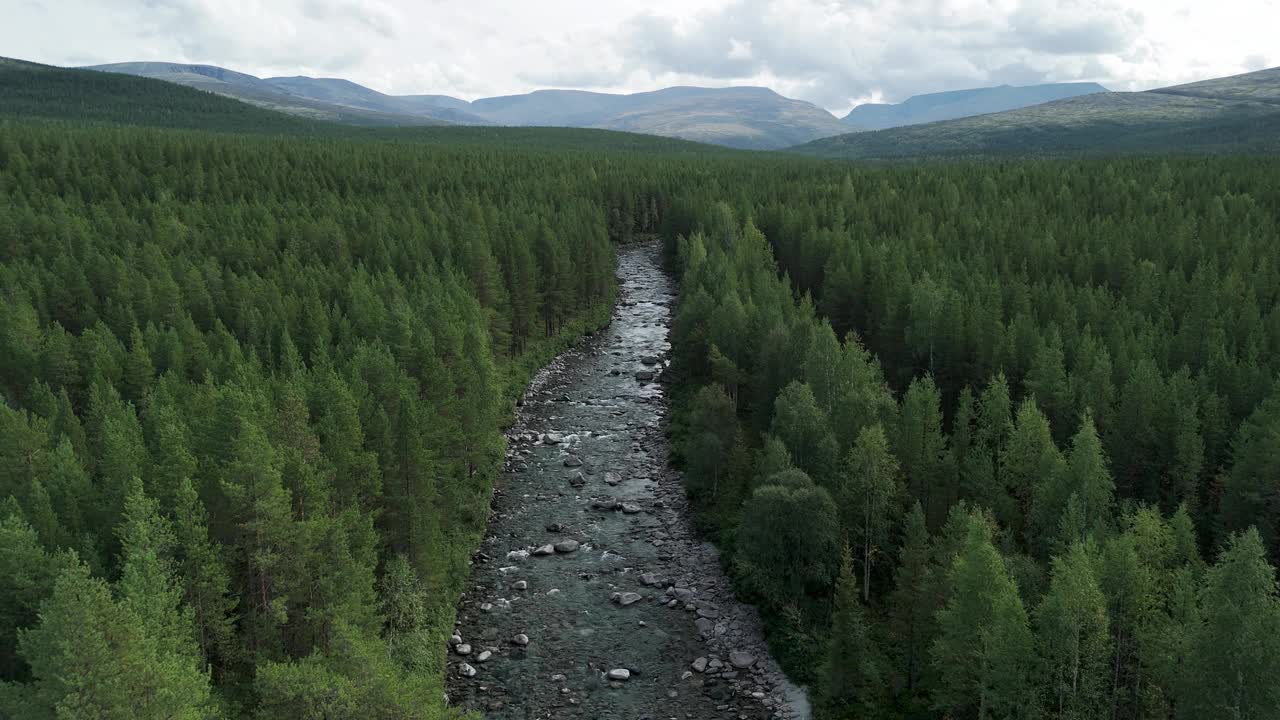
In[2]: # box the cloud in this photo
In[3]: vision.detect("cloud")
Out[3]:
[2,0,1277,112]
[613,0,1151,111]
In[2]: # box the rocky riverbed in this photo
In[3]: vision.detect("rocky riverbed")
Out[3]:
[446,243,810,720]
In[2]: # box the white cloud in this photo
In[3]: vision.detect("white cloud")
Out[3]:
[3,0,1277,113]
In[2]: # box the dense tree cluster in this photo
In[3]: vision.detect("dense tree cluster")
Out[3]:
[0,123,627,717]
[3,95,1280,720]
[666,162,1280,718]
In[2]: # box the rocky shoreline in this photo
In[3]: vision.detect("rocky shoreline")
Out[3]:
[446,244,810,720]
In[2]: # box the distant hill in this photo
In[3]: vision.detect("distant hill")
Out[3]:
[0,57,327,133]
[473,86,850,149]
[2,57,741,156]
[843,82,1108,129]
[85,61,848,149]
[796,67,1280,159]
[86,62,457,126]
[260,76,492,125]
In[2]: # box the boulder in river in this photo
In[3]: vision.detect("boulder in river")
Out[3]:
[455,643,472,655]
[641,356,660,365]
[476,650,492,663]
[512,580,528,591]
[607,668,631,681]
[729,651,757,669]
[604,471,622,486]
[458,663,477,678]
[554,540,580,553]
[691,657,708,673]
[621,503,642,514]
[612,592,643,606]
[564,455,583,468]
[512,634,530,646]
[543,433,564,445]
[635,370,655,382]
[532,544,555,556]
[640,572,667,587]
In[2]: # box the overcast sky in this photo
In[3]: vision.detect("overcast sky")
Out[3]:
[5,0,1278,114]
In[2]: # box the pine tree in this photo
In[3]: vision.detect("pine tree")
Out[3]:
[1036,541,1110,720]
[932,515,1037,719]
[840,423,901,601]
[1032,413,1114,557]
[4,561,216,719]
[889,502,934,695]
[771,381,839,486]
[1178,528,1280,719]
[821,547,884,717]
[1002,398,1064,549]
[896,374,951,527]
[172,478,237,679]
[684,384,739,499]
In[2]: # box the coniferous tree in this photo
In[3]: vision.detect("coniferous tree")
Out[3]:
[1036,541,1110,720]
[820,548,883,717]
[1178,529,1280,720]
[840,423,901,601]
[932,514,1037,720]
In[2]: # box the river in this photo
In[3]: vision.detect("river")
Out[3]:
[447,243,811,720]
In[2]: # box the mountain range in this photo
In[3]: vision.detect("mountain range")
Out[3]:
[5,57,1274,157]
[86,62,848,149]
[842,82,1108,129]
[86,61,1121,151]
[795,66,1280,159]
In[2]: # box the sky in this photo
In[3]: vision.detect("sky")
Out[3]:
[5,0,1278,115]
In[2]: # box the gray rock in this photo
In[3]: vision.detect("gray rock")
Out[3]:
[635,370,655,382]
[458,663,477,678]
[449,633,462,646]
[621,503,642,514]
[697,607,720,620]
[729,651,757,669]
[641,356,660,365]
[455,643,472,655]
[512,580,528,591]
[607,668,631,681]
[551,673,567,682]
[543,433,564,445]
[554,540,580,553]
[568,472,586,488]
[640,573,666,587]
[613,592,643,606]
[512,634,530,646]
[564,455,583,468]
[476,649,492,663]
[532,544,555,556]
[604,471,622,486]
[692,657,708,673]
[695,618,715,634]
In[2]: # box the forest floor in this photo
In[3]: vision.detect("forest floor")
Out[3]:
[446,243,810,720]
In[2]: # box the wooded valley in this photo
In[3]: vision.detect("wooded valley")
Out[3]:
[1,74,1279,719]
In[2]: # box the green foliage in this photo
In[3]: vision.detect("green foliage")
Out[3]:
[819,548,884,717]
[0,117,629,715]
[1035,541,1110,720]
[2,562,217,720]
[735,481,842,611]
[931,513,1037,720]
[1178,529,1280,719]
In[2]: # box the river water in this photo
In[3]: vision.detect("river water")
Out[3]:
[447,243,811,720]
